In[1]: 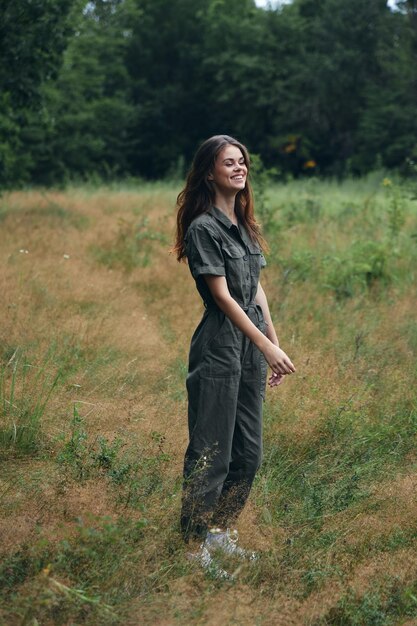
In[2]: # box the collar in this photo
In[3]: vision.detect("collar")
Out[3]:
[208,205,236,229]
[208,205,253,247]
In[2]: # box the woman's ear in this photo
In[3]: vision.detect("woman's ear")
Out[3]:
[207,172,213,181]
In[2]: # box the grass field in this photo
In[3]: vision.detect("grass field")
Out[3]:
[1,174,417,625]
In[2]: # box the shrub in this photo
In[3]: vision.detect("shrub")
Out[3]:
[323,240,390,299]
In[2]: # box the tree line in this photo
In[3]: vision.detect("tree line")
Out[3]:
[1,0,416,187]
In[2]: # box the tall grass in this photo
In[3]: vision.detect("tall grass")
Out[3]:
[91,216,168,271]
[0,347,62,455]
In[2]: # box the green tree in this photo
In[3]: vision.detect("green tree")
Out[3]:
[2,0,417,184]
[356,6,417,172]
[0,0,77,186]
[267,0,391,174]
[126,0,285,177]
[125,0,212,177]
[22,0,137,184]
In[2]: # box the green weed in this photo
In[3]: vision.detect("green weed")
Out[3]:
[319,578,417,625]
[250,154,282,237]
[91,217,167,271]
[382,178,406,243]
[258,403,417,532]
[163,356,188,402]
[0,517,148,625]
[57,407,173,508]
[323,240,390,299]
[280,249,316,285]
[0,348,62,455]
[281,187,322,226]
[0,513,191,625]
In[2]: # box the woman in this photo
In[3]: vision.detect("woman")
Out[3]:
[174,135,295,565]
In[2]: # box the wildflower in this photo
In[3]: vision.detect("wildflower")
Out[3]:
[303,160,317,169]
[19,249,29,254]
[382,178,392,187]
[63,254,70,259]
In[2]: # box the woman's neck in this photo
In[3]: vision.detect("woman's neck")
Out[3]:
[214,193,237,225]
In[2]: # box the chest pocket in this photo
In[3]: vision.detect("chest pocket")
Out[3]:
[222,243,246,289]
[221,240,263,301]
[247,241,264,278]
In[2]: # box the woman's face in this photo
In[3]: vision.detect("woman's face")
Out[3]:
[208,144,248,194]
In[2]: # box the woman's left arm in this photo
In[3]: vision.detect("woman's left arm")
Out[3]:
[255,282,285,387]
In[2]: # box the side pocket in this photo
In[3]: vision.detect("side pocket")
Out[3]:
[204,311,228,349]
[201,314,241,378]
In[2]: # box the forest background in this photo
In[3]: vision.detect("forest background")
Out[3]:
[1,0,417,188]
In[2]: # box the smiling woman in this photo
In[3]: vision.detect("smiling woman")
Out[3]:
[174,135,295,576]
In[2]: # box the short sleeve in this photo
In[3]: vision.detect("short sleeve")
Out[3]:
[260,253,267,269]
[186,224,226,280]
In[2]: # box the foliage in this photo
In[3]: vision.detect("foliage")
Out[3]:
[0,0,78,186]
[323,240,390,299]
[1,0,417,185]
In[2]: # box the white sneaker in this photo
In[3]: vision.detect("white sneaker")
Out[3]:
[204,528,258,561]
[187,543,231,580]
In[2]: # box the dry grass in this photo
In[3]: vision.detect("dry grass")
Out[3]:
[1,178,417,625]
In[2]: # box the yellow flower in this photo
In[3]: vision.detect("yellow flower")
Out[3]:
[382,178,392,187]
[303,160,317,169]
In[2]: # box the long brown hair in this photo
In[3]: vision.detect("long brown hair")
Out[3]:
[173,134,266,261]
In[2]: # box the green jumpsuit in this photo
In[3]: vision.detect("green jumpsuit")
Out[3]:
[181,205,268,541]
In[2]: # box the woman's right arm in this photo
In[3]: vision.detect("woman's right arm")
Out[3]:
[204,275,295,376]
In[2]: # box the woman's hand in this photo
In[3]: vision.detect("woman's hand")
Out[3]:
[262,343,295,376]
[268,372,285,387]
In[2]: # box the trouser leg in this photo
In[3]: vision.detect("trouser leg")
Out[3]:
[181,373,240,542]
[211,371,263,529]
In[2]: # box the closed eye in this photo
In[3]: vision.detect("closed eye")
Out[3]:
[223,159,246,166]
